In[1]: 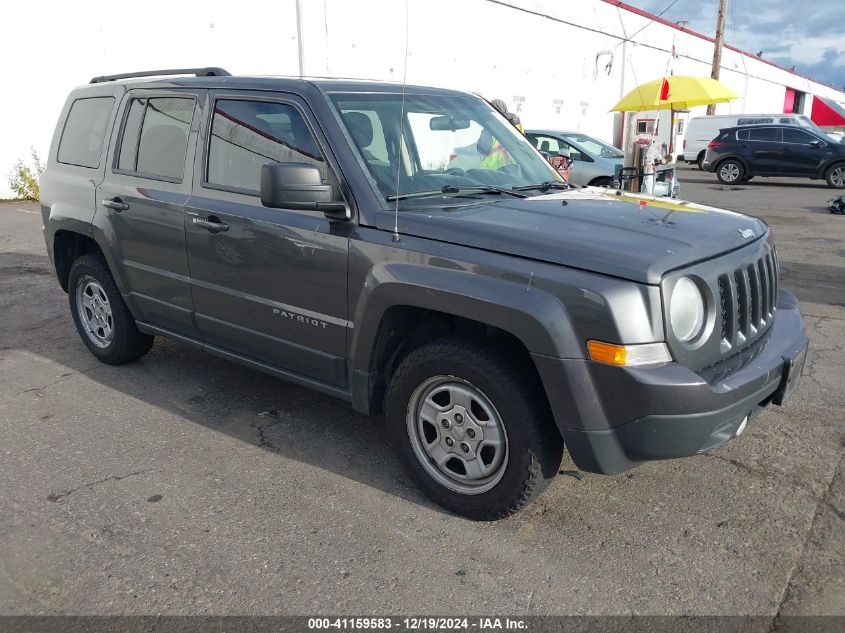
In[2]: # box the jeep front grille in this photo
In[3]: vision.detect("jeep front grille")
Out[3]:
[716,249,778,353]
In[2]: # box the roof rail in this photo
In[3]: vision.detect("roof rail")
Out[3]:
[89,67,232,84]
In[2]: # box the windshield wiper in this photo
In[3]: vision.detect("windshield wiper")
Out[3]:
[511,181,571,193]
[386,185,528,202]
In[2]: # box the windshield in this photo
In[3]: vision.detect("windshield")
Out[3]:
[562,134,623,159]
[329,92,561,206]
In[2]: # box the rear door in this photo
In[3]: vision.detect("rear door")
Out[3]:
[745,126,782,174]
[97,89,205,334]
[184,91,351,387]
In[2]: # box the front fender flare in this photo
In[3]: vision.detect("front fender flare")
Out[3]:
[348,262,581,413]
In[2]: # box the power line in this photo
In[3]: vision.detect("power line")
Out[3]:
[626,0,682,41]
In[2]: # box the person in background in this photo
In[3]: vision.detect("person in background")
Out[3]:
[490,98,525,134]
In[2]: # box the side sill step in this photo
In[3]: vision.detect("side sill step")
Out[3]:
[136,321,353,403]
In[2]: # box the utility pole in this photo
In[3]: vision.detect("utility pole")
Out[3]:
[707,0,729,115]
[295,0,305,76]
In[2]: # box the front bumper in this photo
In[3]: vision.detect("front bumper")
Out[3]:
[532,291,808,474]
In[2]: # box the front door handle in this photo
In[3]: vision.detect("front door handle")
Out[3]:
[193,216,229,232]
[101,197,129,212]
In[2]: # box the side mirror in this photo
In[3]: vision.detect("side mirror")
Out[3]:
[809,139,821,148]
[260,162,349,220]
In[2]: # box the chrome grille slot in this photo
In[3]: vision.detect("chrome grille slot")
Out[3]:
[734,269,749,340]
[764,251,776,317]
[748,263,761,330]
[758,258,769,324]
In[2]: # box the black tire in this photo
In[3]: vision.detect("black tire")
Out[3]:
[589,177,613,187]
[696,152,706,170]
[385,336,563,520]
[68,253,154,364]
[716,159,745,185]
[825,163,845,189]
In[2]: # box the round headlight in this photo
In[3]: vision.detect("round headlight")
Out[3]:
[670,277,705,342]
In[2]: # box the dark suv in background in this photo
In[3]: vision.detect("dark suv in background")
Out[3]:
[40,68,808,519]
[704,124,845,187]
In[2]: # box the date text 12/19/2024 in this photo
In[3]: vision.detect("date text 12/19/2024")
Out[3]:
[308,618,528,630]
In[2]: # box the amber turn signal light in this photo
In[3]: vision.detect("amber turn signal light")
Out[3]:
[586,340,672,367]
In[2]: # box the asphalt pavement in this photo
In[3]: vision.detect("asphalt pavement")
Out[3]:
[0,166,843,622]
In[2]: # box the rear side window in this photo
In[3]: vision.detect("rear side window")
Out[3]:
[527,134,561,154]
[749,128,781,142]
[57,97,115,168]
[207,99,325,193]
[736,130,750,141]
[116,97,194,181]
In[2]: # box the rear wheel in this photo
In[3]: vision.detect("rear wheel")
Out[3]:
[385,337,563,520]
[826,163,845,189]
[68,254,154,364]
[589,177,613,188]
[696,152,706,170]
[716,159,744,185]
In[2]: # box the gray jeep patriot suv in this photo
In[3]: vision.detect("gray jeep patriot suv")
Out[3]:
[41,68,808,519]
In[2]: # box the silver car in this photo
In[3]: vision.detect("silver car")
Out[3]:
[526,130,624,187]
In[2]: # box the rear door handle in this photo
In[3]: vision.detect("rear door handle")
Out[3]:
[193,216,229,232]
[101,197,129,212]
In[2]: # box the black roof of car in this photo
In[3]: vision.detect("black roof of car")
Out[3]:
[722,123,818,132]
[86,68,469,97]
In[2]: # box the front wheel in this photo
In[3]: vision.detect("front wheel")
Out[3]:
[385,337,563,520]
[717,159,744,184]
[826,163,845,189]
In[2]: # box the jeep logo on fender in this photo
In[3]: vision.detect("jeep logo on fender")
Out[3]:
[272,308,328,329]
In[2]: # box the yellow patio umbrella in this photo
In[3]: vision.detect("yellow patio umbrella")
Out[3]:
[611,76,739,112]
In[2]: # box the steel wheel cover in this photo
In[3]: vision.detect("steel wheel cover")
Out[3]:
[76,276,114,348]
[406,376,509,495]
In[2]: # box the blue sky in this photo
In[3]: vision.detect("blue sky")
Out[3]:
[625,0,844,89]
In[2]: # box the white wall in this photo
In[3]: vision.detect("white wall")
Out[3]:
[2,0,843,197]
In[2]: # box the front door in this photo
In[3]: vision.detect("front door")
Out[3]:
[778,128,827,175]
[96,91,203,334]
[184,93,351,387]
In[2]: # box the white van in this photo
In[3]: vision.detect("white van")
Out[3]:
[682,114,819,168]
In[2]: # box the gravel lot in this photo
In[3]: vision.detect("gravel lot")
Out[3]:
[0,166,843,622]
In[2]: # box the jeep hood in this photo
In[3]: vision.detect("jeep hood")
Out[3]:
[374,188,768,284]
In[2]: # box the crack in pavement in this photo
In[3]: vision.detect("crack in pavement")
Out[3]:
[18,364,104,397]
[703,451,845,522]
[46,469,153,504]
[765,452,845,632]
[253,410,284,453]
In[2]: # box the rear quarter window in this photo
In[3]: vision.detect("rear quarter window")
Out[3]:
[57,97,115,168]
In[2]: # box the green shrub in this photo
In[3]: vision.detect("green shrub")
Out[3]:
[8,148,44,201]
